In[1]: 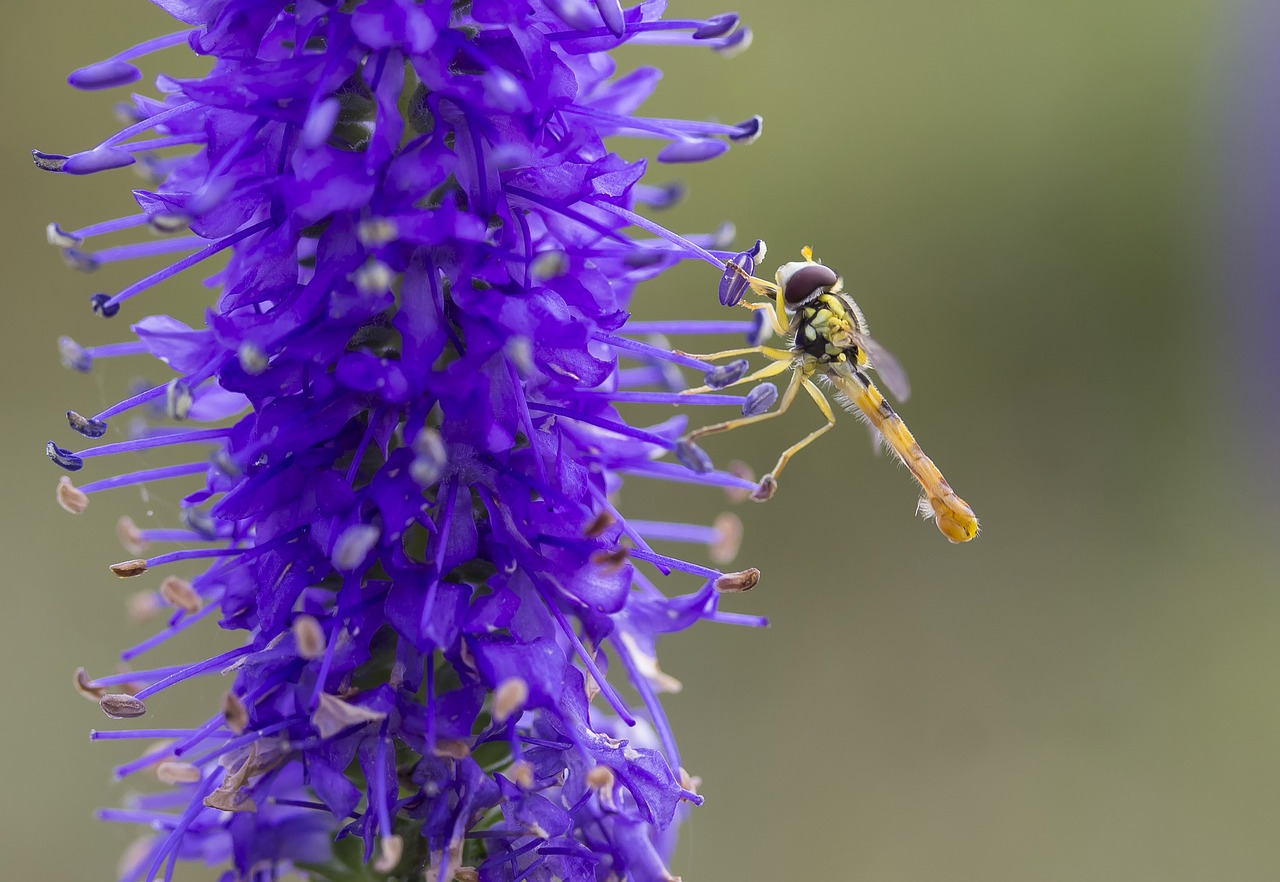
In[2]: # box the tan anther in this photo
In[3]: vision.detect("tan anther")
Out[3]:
[725,460,755,503]
[312,692,387,739]
[109,558,149,578]
[749,474,777,502]
[116,515,147,554]
[156,761,202,785]
[714,567,760,593]
[159,576,202,614]
[509,760,535,789]
[222,691,249,734]
[126,591,161,623]
[291,614,325,660]
[709,512,743,565]
[679,767,702,797]
[586,764,614,790]
[589,547,629,575]
[56,477,89,514]
[373,835,403,873]
[582,510,615,538]
[454,868,480,882]
[73,667,106,701]
[492,676,529,725]
[432,739,470,760]
[100,693,147,719]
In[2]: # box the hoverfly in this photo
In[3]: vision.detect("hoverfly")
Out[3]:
[679,247,979,543]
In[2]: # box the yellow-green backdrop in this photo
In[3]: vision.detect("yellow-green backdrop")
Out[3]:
[6,2,1278,880]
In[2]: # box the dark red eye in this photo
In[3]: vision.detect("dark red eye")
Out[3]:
[783,264,838,306]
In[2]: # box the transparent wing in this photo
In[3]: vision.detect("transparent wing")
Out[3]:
[852,330,911,402]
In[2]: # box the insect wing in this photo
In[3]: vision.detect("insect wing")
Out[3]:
[852,331,911,402]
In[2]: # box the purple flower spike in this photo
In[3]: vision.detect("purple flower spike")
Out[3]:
[44,4,771,882]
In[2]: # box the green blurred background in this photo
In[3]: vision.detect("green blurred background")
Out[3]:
[5,1,1278,879]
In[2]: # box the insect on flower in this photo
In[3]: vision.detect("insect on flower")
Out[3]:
[679,246,980,543]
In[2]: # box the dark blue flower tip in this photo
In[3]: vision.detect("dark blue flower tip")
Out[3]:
[658,139,730,164]
[68,60,142,91]
[46,441,84,472]
[67,410,108,438]
[62,248,101,273]
[89,293,119,318]
[728,115,764,143]
[718,253,754,306]
[46,222,82,249]
[180,507,217,540]
[746,308,772,345]
[166,379,192,420]
[694,13,740,39]
[57,336,92,373]
[64,147,136,175]
[747,238,767,260]
[31,150,69,172]
[706,358,750,388]
[742,382,778,416]
[676,439,714,474]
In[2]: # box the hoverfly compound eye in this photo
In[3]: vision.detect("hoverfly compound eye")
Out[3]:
[781,263,839,307]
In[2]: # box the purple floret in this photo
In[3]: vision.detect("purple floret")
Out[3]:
[45,3,773,880]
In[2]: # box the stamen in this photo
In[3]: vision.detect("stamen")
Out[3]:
[705,359,749,388]
[56,477,89,514]
[155,762,202,785]
[622,320,754,336]
[493,677,529,724]
[713,568,760,593]
[742,382,778,416]
[46,442,84,472]
[72,427,230,461]
[159,576,202,614]
[291,614,326,659]
[67,410,108,438]
[67,31,193,91]
[331,523,380,570]
[589,200,725,268]
[78,462,208,495]
[675,439,713,473]
[527,402,676,449]
[74,667,107,700]
[100,693,147,719]
[98,219,272,314]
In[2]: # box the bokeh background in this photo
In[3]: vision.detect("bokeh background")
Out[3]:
[5,1,1279,879]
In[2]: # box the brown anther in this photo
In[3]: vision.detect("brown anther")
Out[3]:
[73,666,106,701]
[373,835,403,873]
[586,764,614,790]
[582,510,615,538]
[725,460,755,503]
[714,567,760,593]
[100,693,147,719]
[159,576,202,614]
[312,692,387,739]
[116,515,147,555]
[509,759,535,789]
[589,547,629,575]
[455,868,480,882]
[156,761,202,785]
[56,476,89,514]
[291,614,326,660]
[222,691,249,734]
[432,738,470,760]
[492,676,529,724]
[126,591,161,623]
[749,474,777,502]
[109,558,149,578]
[709,512,743,565]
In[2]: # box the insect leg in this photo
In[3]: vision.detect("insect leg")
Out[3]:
[680,357,792,396]
[674,345,794,362]
[752,378,836,502]
[683,367,802,443]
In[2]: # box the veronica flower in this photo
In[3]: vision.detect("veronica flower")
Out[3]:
[42,3,773,881]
